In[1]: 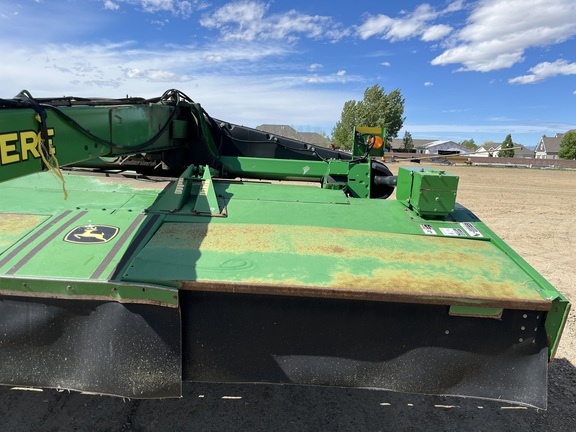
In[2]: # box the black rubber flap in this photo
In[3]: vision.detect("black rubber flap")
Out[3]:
[0,297,181,398]
[182,292,548,409]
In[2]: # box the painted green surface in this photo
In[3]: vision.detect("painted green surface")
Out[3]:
[0,276,178,306]
[449,305,503,318]
[0,170,569,359]
[221,156,329,180]
[125,220,547,309]
[396,167,459,217]
[0,104,178,182]
[0,172,176,305]
[0,210,137,279]
[0,213,49,253]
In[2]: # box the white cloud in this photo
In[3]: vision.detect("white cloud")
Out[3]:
[125,68,191,82]
[444,0,465,13]
[357,2,458,42]
[104,1,120,10]
[381,61,391,67]
[103,0,202,17]
[205,54,224,63]
[0,41,293,95]
[509,59,576,84]
[304,71,358,85]
[421,24,452,41]
[357,4,436,41]
[424,81,434,86]
[405,122,576,135]
[308,63,323,72]
[0,41,359,131]
[200,1,349,42]
[432,0,576,72]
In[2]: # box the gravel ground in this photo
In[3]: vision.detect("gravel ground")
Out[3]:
[1,164,575,431]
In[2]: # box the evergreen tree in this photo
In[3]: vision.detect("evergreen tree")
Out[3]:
[331,85,405,150]
[402,131,414,151]
[559,130,576,159]
[498,134,515,157]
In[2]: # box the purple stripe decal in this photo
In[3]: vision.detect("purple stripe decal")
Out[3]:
[6,211,88,275]
[0,210,72,269]
[106,214,161,280]
[90,213,146,280]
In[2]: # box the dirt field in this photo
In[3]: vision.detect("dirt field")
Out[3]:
[1,165,575,431]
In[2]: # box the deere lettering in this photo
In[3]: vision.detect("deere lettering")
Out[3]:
[0,128,55,165]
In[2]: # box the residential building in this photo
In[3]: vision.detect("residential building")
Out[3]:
[390,138,434,152]
[256,124,330,145]
[256,124,300,140]
[298,132,331,145]
[535,132,570,159]
[475,143,534,158]
[475,143,499,157]
[415,140,470,155]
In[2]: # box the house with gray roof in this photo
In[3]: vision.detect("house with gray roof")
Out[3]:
[256,124,300,140]
[390,138,434,151]
[298,132,331,145]
[475,143,499,157]
[475,142,534,158]
[535,132,572,159]
[415,140,470,155]
[256,124,330,145]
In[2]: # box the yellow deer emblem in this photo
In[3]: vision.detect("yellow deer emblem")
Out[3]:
[64,225,119,244]
[74,226,108,242]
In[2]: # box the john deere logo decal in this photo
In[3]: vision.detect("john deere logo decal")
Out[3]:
[64,225,119,244]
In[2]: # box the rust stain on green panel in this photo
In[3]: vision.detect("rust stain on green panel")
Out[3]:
[159,222,500,276]
[328,270,546,308]
[0,213,47,251]
[137,222,549,309]
[159,222,486,257]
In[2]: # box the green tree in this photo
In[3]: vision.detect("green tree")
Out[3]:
[459,138,478,150]
[331,100,357,150]
[498,134,515,157]
[559,130,576,159]
[331,85,405,150]
[402,131,414,151]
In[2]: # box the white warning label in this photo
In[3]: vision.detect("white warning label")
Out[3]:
[420,224,437,235]
[439,227,467,237]
[460,222,483,237]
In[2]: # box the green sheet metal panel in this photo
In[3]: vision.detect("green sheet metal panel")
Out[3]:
[125,221,548,310]
[0,171,168,280]
[0,172,562,314]
[0,210,146,280]
[0,213,49,254]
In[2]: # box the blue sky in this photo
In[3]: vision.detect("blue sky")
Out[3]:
[1,0,575,148]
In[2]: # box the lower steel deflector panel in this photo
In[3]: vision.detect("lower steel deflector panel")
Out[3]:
[181,291,548,409]
[0,297,181,398]
[0,292,549,408]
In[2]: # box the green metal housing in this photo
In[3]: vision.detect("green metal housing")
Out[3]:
[396,167,459,217]
[0,89,569,408]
